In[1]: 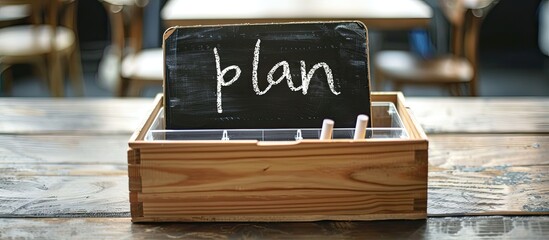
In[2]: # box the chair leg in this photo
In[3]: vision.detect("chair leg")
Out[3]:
[116,77,130,97]
[374,68,384,91]
[35,58,49,85]
[394,82,403,92]
[469,80,477,97]
[127,80,143,97]
[1,67,14,96]
[48,52,64,97]
[449,84,459,96]
[68,45,84,96]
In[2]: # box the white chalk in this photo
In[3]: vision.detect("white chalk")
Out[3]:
[221,130,229,141]
[319,119,334,140]
[353,114,369,140]
[295,129,303,140]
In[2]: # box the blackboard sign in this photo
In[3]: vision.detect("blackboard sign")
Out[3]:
[163,22,371,129]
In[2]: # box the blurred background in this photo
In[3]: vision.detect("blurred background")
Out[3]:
[0,0,547,98]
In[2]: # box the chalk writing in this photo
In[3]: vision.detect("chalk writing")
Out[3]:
[215,39,340,113]
[214,47,241,113]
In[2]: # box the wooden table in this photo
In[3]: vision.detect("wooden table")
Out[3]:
[161,0,433,30]
[1,96,548,238]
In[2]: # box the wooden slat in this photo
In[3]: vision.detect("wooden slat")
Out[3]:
[0,134,131,217]
[429,134,549,168]
[407,97,549,134]
[137,150,422,193]
[1,216,548,239]
[3,97,548,134]
[0,135,130,164]
[427,134,549,216]
[0,98,153,134]
[0,175,129,217]
[0,163,127,176]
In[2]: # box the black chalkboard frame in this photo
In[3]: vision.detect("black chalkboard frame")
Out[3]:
[163,21,371,129]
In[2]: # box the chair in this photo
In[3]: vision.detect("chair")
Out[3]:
[0,0,83,97]
[374,0,499,96]
[101,0,163,97]
[0,2,30,27]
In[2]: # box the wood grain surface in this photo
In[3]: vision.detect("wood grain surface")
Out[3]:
[428,135,549,215]
[1,216,548,239]
[1,134,546,217]
[407,97,549,133]
[1,96,548,238]
[0,98,152,134]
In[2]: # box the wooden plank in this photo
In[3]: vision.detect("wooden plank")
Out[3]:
[0,175,129,217]
[1,216,548,239]
[429,134,549,168]
[0,98,153,134]
[407,97,549,134]
[428,134,549,215]
[0,135,129,164]
[0,163,127,176]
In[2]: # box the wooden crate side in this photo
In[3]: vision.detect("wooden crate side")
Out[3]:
[414,149,428,212]
[130,201,144,220]
[129,94,163,143]
[133,141,426,221]
[395,92,428,140]
[127,148,142,190]
[138,149,425,193]
[128,148,144,220]
[135,139,427,163]
[370,91,398,103]
[131,212,426,222]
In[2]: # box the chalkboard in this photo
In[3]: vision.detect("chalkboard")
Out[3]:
[163,22,371,129]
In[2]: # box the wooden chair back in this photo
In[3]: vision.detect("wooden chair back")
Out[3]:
[102,0,161,97]
[0,0,81,97]
[0,0,32,27]
[440,0,496,56]
[439,0,499,95]
[103,0,146,56]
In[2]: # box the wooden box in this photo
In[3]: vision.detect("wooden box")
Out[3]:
[128,92,428,222]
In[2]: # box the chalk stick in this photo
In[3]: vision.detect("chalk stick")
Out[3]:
[319,119,334,140]
[221,130,229,141]
[353,114,369,140]
[295,129,303,140]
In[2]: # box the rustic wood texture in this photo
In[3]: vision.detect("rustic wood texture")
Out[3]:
[0,135,129,164]
[428,135,549,215]
[1,134,545,218]
[407,97,549,133]
[0,98,152,134]
[1,216,548,239]
[132,141,427,221]
[0,175,129,217]
[1,96,548,237]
